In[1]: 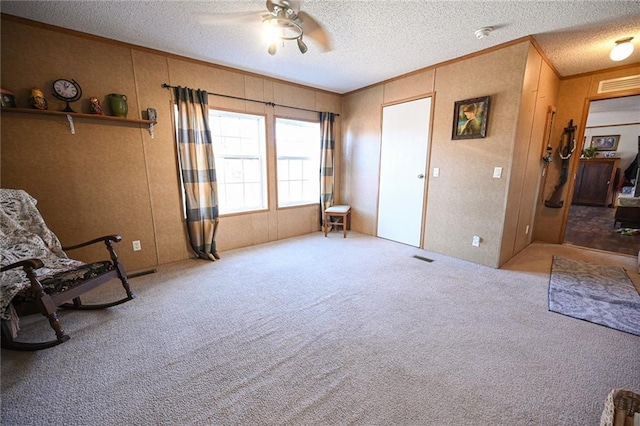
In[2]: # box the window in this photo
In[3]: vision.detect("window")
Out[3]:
[209,110,267,214]
[275,118,321,208]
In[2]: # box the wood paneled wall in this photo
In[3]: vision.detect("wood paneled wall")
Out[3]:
[1,16,341,271]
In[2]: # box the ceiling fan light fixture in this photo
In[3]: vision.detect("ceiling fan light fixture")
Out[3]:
[610,37,634,61]
[262,19,280,44]
[261,13,304,55]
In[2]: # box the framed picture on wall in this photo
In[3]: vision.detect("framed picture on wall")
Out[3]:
[590,135,619,151]
[452,96,490,140]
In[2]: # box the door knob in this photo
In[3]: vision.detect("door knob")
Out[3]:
[417,174,425,179]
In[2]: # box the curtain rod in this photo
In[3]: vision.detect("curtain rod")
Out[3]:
[162,84,339,117]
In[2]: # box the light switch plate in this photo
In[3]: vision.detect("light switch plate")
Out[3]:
[493,167,502,178]
[433,167,440,177]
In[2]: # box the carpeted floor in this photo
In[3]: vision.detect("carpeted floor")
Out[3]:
[2,234,639,425]
[565,205,639,256]
[549,256,640,336]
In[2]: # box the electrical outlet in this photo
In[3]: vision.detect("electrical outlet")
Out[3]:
[472,235,481,247]
[493,167,502,178]
[433,167,440,177]
[132,240,141,251]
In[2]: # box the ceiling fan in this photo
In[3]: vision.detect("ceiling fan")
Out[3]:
[200,0,331,55]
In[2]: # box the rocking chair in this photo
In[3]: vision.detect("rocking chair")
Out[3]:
[0,189,136,351]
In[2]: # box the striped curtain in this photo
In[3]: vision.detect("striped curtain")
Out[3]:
[173,87,220,261]
[319,112,335,225]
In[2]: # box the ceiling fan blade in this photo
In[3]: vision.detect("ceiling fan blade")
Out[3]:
[197,10,265,25]
[266,0,276,14]
[298,11,331,51]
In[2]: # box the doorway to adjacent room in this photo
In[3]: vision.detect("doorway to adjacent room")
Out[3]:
[563,95,640,256]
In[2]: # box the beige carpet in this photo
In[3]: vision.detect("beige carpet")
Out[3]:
[2,233,639,425]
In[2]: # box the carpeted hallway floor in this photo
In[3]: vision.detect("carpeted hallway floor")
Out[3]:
[565,204,639,256]
[2,234,639,425]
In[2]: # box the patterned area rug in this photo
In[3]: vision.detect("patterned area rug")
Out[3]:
[548,256,640,336]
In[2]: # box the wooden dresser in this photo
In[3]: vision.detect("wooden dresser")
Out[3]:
[572,158,619,207]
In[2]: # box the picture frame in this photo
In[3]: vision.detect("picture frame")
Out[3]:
[452,96,490,140]
[590,135,619,151]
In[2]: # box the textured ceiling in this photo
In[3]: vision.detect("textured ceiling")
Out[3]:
[2,0,640,94]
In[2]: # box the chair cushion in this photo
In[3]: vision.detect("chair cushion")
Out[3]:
[12,261,115,304]
[325,205,351,214]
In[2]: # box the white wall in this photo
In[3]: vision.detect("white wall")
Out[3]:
[583,124,639,172]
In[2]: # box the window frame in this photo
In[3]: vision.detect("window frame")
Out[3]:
[208,108,269,216]
[274,116,321,209]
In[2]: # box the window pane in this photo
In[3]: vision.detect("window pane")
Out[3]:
[289,181,303,202]
[220,116,240,136]
[224,158,243,183]
[218,184,227,206]
[278,180,289,204]
[244,183,262,208]
[289,159,303,180]
[303,159,316,180]
[241,137,258,155]
[279,159,290,180]
[225,183,245,208]
[244,158,261,182]
[302,180,317,201]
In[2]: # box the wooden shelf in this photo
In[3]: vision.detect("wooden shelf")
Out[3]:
[1,107,156,125]
[2,107,157,137]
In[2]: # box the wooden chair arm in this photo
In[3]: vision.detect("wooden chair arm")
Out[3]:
[63,235,123,267]
[1,258,47,301]
[1,258,44,272]
[62,235,122,251]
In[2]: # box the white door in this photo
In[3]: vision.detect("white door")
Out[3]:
[377,97,431,246]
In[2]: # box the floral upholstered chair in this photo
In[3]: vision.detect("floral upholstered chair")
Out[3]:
[0,189,136,350]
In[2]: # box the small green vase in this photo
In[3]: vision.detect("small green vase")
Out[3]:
[108,93,128,117]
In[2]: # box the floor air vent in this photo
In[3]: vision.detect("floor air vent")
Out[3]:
[413,255,434,263]
[127,269,157,278]
[597,74,640,94]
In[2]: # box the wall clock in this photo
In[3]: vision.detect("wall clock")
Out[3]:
[52,78,82,112]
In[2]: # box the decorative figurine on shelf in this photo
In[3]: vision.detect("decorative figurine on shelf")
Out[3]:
[1,88,16,108]
[29,87,48,110]
[89,97,103,115]
[107,93,128,117]
[146,108,157,121]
